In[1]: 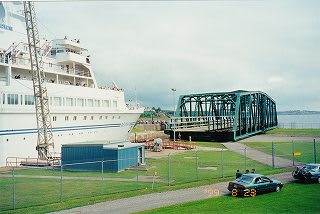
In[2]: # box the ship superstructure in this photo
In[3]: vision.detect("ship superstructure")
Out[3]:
[0,2,144,166]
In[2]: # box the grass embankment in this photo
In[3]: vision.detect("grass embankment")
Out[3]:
[131,127,145,133]
[139,182,320,214]
[266,128,320,136]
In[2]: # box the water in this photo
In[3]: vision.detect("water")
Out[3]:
[277,114,320,129]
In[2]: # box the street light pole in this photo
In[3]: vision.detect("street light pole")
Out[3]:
[171,88,176,142]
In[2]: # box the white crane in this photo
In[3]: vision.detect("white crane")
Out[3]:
[23,1,55,161]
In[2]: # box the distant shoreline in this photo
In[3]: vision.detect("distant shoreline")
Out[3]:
[278,110,320,115]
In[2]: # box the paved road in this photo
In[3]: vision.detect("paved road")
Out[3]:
[222,142,300,168]
[52,172,293,214]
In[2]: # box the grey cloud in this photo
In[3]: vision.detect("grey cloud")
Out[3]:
[36,1,320,111]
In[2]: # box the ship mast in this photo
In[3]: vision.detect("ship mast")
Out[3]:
[23,2,55,160]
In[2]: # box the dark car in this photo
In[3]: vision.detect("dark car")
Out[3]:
[292,163,320,183]
[227,174,283,197]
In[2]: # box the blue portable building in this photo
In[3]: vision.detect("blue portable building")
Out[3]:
[61,142,145,172]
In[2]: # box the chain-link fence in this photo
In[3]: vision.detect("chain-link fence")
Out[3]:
[242,140,319,168]
[1,140,318,211]
[278,122,320,129]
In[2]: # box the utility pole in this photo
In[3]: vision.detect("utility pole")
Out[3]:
[24,2,55,160]
[171,88,176,142]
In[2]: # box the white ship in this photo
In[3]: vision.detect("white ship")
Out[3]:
[0,2,144,166]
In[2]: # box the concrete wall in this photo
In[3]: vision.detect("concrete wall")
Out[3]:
[129,131,169,143]
[135,124,163,131]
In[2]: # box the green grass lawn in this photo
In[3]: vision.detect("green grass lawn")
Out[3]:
[266,128,320,136]
[194,142,226,149]
[241,141,320,164]
[0,148,283,213]
[11,166,139,179]
[140,182,320,214]
[146,150,273,184]
[0,176,161,212]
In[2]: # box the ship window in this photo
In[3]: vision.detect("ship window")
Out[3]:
[105,116,108,119]
[20,95,23,105]
[113,101,117,108]
[53,97,62,106]
[77,98,84,107]
[66,98,73,106]
[73,116,77,120]
[53,116,57,121]
[84,116,87,120]
[25,95,35,105]
[2,94,5,104]
[112,116,115,119]
[118,116,120,119]
[87,99,93,107]
[65,116,69,121]
[7,94,18,105]
[94,100,100,107]
[57,49,64,53]
[99,116,102,120]
[90,116,94,120]
[103,100,110,108]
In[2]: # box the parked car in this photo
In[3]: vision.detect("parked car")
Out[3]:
[292,163,320,183]
[227,174,283,197]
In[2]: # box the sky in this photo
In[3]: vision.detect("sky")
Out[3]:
[33,0,320,111]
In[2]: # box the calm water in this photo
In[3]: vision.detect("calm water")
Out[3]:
[278,114,320,129]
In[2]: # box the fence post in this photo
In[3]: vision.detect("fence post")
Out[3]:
[272,142,275,169]
[136,158,139,189]
[221,149,224,178]
[244,147,247,171]
[292,141,295,166]
[12,169,15,210]
[101,160,104,194]
[196,151,198,181]
[60,165,63,203]
[314,139,317,163]
[168,153,171,186]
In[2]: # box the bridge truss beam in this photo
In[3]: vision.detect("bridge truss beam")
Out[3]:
[174,90,277,141]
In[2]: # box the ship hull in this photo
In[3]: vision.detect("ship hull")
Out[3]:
[0,75,143,167]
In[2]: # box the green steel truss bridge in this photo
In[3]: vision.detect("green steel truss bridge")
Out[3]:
[166,90,278,141]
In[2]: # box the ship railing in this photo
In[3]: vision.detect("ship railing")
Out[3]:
[0,53,4,63]
[9,56,92,78]
[126,103,142,110]
[6,155,61,168]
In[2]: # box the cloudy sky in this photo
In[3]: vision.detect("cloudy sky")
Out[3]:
[34,0,320,111]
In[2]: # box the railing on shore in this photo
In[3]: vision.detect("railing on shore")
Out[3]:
[6,155,61,167]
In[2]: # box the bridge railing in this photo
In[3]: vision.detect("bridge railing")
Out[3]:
[169,116,234,130]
